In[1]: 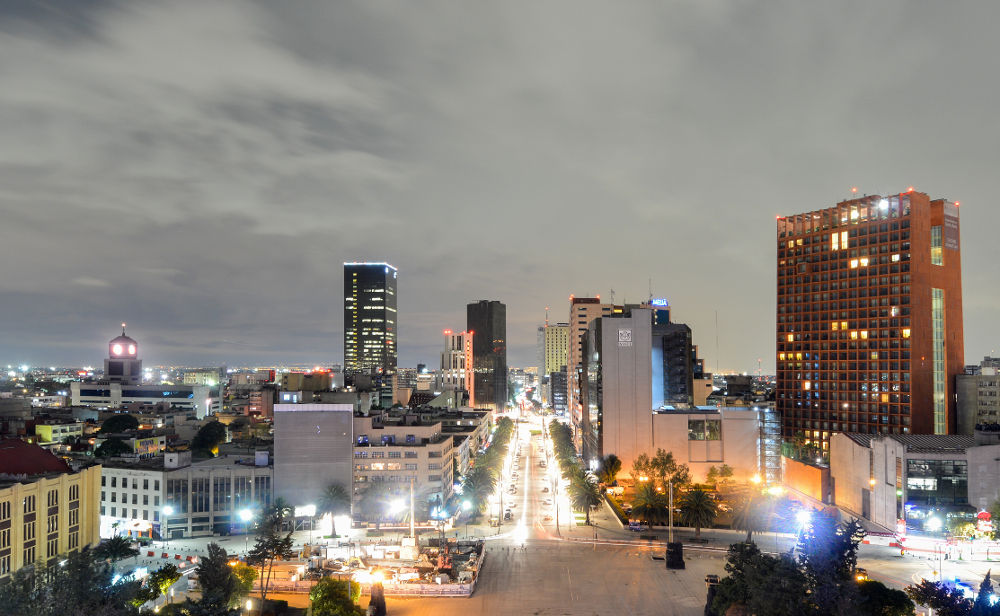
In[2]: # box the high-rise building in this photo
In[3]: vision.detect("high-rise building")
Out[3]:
[543,322,570,376]
[439,329,474,404]
[776,190,964,452]
[567,297,623,447]
[467,300,507,411]
[344,262,397,375]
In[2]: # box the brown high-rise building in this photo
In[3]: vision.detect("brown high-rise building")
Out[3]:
[776,190,964,452]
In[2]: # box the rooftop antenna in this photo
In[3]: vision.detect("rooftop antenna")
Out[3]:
[544,306,550,328]
[648,278,653,303]
[121,322,127,335]
[715,310,720,374]
[609,289,615,304]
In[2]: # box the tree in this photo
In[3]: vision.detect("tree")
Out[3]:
[246,502,295,607]
[679,488,717,539]
[319,483,352,536]
[972,571,997,616]
[100,413,139,434]
[732,494,765,543]
[797,515,865,614]
[719,464,734,478]
[630,483,668,525]
[231,563,257,603]
[650,448,691,490]
[598,454,622,485]
[357,484,392,529]
[147,564,181,599]
[461,463,497,515]
[706,466,719,484]
[711,542,811,615]
[191,421,227,456]
[93,535,140,561]
[857,580,915,616]
[95,437,132,458]
[567,472,602,525]
[195,543,240,608]
[906,580,972,616]
[0,549,146,616]
[309,577,364,616]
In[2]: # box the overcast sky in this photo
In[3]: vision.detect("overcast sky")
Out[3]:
[1,1,998,371]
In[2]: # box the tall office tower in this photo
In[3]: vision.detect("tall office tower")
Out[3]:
[544,322,570,376]
[439,329,475,404]
[344,262,398,375]
[467,300,507,411]
[776,190,964,452]
[105,324,142,385]
[567,297,622,447]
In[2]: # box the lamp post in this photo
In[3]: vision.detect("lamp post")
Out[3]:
[239,508,253,555]
[162,505,174,550]
[462,500,472,539]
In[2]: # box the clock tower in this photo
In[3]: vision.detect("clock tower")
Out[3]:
[104,323,142,385]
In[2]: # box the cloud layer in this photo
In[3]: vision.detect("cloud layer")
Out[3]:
[1,1,998,370]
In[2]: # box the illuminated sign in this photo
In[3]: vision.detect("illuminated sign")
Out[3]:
[650,298,669,307]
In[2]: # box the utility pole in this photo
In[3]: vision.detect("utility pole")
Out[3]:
[409,476,416,541]
[668,480,674,544]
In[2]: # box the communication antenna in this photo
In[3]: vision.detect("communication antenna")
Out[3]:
[609,289,615,304]
[544,306,550,328]
[715,310,720,373]
[648,278,653,303]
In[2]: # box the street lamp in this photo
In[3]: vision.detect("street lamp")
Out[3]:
[162,505,174,549]
[239,508,253,555]
[462,500,472,539]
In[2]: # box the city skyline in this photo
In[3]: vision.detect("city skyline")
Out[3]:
[3,2,1000,371]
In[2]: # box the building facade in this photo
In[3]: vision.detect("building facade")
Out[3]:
[777,191,964,452]
[543,322,569,376]
[344,262,398,375]
[438,330,474,404]
[467,300,507,412]
[100,451,273,539]
[0,440,101,579]
[956,358,1000,434]
[273,404,354,511]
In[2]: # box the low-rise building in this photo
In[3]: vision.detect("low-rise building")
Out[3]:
[0,439,101,579]
[830,432,1000,532]
[99,450,272,540]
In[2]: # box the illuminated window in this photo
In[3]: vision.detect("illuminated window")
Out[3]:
[891,254,900,262]
[850,259,859,269]
[931,226,943,266]
[803,381,811,391]
[831,322,839,331]
[860,331,869,339]
[778,353,786,361]
[871,352,879,359]
[841,321,848,330]
[902,329,911,339]
[831,233,839,251]
[891,306,900,317]
[841,231,848,249]
[796,353,803,360]
[787,334,794,342]
[787,240,794,249]
[859,257,869,267]
[850,331,858,340]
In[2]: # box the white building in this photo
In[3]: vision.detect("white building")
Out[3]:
[71,381,218,418]
[99,450,273,540]
[273,404,354,511]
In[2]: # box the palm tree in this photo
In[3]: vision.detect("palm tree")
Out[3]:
[732,494,763,543]
[679,488,718,540]
[567,473,603,525]
[357,485,391,530]
[319,483,351,537]
[631,483,668,525]
[93,535,139,562]
[461,464,496,514]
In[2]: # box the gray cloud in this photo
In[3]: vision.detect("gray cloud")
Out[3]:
[1,1,999,371]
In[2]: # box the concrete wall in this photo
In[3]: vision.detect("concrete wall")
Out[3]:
[650,409,759,482]
[274,404,354,509]
[967,443,1000,510]
[598,312,652,470]
[830,434,903,530]
[782,456,831,504]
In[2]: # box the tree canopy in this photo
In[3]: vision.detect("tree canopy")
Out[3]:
[191,421,227,456]
[99,413,139,434]
[95,437,132,458]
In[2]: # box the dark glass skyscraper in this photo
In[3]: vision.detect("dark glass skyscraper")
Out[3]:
[344,262,397,375]
[467,300,507,411]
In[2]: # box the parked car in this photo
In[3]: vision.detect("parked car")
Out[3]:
[628,520,649,532]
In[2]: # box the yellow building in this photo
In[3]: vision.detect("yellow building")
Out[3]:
[543,322,570,376]
[0,440,102,578]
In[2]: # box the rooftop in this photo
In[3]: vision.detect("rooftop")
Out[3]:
[842,433,978,454]
[0,438,72,476]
